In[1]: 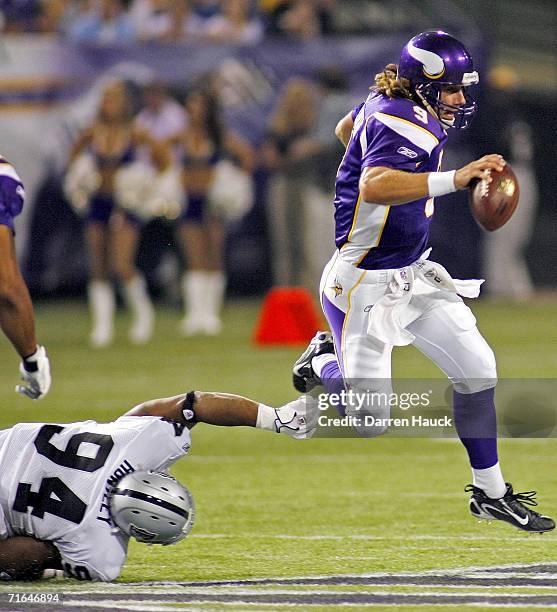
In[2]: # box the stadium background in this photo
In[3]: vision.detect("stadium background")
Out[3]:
[0,1,556,609]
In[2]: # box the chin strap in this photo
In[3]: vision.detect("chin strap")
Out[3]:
[414,90,438,120]
[415,88,456,129]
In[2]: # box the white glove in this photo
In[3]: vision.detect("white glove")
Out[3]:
[16,345,52,400]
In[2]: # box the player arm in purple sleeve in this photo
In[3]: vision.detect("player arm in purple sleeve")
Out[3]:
[0,536,61,580]
[125,391,259,428]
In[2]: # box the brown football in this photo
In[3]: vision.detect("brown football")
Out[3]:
[469,163,520,231]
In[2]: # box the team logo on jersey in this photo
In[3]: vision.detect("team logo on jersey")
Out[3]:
[331,280,343,298]
[397,146,418,159]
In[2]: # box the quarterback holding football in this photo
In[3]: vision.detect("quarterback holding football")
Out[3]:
[0,391,315,581]
[292,31,554,533]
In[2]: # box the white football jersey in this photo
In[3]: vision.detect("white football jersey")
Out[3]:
[0,416,191,581]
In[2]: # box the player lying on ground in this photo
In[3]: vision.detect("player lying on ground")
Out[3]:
[291,30,555,534]
[0,391,314,581]
[0,156,51,400]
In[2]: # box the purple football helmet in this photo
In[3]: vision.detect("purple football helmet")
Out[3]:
[398,31,479,129]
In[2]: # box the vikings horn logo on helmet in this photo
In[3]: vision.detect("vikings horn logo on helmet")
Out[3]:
[407,40,445,79]
[398,31,479,129]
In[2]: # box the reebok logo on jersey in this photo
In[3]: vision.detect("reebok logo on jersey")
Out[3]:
[397,146,418,158]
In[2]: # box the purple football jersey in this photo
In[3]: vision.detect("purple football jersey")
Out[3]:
[0,157,25,233]
[334,91,447,270]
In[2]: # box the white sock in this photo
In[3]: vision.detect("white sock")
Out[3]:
[472,462,507,499]
[207,271,226,318]
[256,403,277,431]
[123,275,149,305]
[123,275,154,343]
[88,280,115,344]
[311,353,337,378]
[181,271,208,322]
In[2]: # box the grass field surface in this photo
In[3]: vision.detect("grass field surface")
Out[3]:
[0,299,556,609]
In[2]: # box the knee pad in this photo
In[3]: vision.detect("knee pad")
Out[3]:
[450,327,498,393]
[453,345,498,394]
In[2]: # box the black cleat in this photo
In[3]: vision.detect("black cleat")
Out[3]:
[292,331,335,393]
[466,482,555,533]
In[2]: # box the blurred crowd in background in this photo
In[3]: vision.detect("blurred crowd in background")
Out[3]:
[0,0,339,42]
[0,0,555,347]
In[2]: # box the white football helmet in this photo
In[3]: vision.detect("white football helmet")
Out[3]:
[109,471,195,545]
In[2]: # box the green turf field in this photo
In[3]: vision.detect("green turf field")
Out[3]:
[0,299,556,610]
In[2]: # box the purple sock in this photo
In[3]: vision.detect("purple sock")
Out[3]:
[453,387,498,469]
[320,361,346,416]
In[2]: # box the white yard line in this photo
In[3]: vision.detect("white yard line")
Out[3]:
[188,533,548,541]
[60,596,557,610]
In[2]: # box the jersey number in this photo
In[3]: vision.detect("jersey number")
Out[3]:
[413,105,428,125]
[63,563,92,581]
[34,425,114,472]
[13,426,114,524]
[14,477,87,523]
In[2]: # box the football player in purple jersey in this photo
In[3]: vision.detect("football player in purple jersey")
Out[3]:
[292,31,554,533]
[0,157,51,400]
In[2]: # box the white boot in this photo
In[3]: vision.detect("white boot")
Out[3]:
[203,271,225,335]
[123,275,155,345]
[180,271,210,336]
[88,280,115,348]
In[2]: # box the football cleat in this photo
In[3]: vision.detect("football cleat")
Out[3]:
[465,483,555,533]
[274,396,319,440]
[292,331,335,393]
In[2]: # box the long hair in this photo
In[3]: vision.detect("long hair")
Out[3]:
[97,80,134,124]
[372,63,413,100]
[186,88,224,150]
[270,78,317,135]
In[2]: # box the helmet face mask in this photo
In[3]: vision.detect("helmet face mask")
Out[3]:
[109,471,195,546]
[415,82,477,130]
[398,30,479,130]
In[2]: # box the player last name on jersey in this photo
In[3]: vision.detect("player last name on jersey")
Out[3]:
[318,415,453,428]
